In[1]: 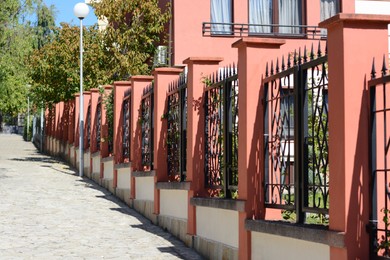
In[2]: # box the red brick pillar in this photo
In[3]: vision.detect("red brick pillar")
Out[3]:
[63,101,69,143]
[152,67,183,215]
[320,14,390,260]
[182,57,223,235]
[232,38,285,260]
[130,76,154,199]
[113,81,131,188]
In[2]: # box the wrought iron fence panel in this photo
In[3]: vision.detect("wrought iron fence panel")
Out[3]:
[301,56,329,216]
[204,66,238,198]
[167,74,187,181]
[122,91,131,161]
[141,84,154,169]
[264,44,329,223]
[264,67,296,211]
[86,104,91,149]
[96,101,102,151]
[369,57,390,258]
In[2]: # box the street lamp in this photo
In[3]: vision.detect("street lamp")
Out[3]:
[74,2,89,177]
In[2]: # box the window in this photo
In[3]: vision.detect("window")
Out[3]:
[211,0,232,34]
[320,0,339,21]
[249,0,303,34]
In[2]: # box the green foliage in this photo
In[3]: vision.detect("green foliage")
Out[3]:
[28,23,111,106]
[378,208,390,256]
[92,0,171,77]
[103,88,114,150]
[0,0,37,116]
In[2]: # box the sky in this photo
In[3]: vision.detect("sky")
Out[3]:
[43,0,98,26]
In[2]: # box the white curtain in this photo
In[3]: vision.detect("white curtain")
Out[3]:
[249,0,272,33]
[211,0,232,34]
[321,0,339,21]
[278,0,301,34]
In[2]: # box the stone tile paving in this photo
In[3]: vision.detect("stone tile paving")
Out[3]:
[0,134,203,260]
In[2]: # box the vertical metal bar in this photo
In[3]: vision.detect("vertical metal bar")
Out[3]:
[383,80,388,254]
[204,90,209,188]
[224,79,230,198]
[151,91,154,170]
[264,81,269,204]
[369,82,378,257]
[180,86,186,181]
[294,63,304,223]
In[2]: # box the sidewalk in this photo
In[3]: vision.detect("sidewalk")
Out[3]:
[0,134,203,259]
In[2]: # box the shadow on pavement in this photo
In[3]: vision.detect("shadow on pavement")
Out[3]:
[74,177,202,260]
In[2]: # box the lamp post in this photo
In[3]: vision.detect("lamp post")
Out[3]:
[74,2,89,177]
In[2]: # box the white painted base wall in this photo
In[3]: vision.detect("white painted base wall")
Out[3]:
[160,190,188,220]
[84,151,91,175]
[69,145,75,167]
[251,232,330,260]
[75,149,80,170]
[196,206,239,248]
[91,155,100,175]
[103,159,113,180]
[135,176,154,201]
[117,167,131,189]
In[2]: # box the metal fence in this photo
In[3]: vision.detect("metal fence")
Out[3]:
[263,43,329,224]
[202,22,325,40]
[122,89,131,161]
[96,98,102,151]
[167,73,187,181]
[204,65,238,198]
[141,83,154,170]
[369,56,390,258]
[86,103,91,149]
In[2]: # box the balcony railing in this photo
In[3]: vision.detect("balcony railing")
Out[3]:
[202,22,326,40]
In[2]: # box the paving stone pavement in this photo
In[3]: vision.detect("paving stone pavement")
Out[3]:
[0,134,203,260]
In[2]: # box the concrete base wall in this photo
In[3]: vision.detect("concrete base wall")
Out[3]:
[84,151,91,178]
[193,235,238,260]
[158,215,192,248]
[116,188,131,206]
[92,172,101,185]
[133,199,157,224]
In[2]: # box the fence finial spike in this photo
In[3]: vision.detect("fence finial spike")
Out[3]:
[287,53,291,68]
[382,54,387,76]
[293,49,297,66]
[303,45,308,62]
[270,60,274,75]
[298,47,302,65]
[317,41,322,57]
[265,62,269,77]
[276,58,279,73]
[281,55,285,71]
[310,43,314,60]
[371,57,376,79]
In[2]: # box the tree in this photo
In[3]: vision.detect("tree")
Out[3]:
[28,23,111,105]
[0,0,36,117]
[92,0,171,78]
